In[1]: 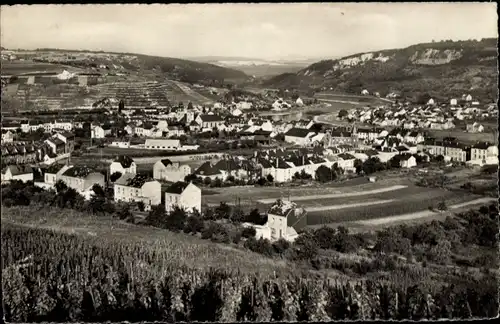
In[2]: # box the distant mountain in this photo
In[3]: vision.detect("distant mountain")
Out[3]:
[261,38,498,101]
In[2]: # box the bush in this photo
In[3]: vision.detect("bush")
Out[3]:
[241,227,256,239]
[184,215,204,234]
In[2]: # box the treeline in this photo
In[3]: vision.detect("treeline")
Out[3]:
[2,222,498,322]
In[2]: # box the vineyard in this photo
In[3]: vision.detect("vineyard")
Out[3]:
[2,222,497,322]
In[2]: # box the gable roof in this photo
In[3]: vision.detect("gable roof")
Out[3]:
[160,159,173,167]
[338,153,356,160]
[194,161,222,176]
[3,165,32,176]
[165,181,190,194]
[113,155,135,168]
[199,114,223,122]
[62,166,95,178]
[285,127,313,138]
[268,199,298,217]
[115,173,155,188]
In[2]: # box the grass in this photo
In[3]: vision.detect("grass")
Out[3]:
[0,205,301,276]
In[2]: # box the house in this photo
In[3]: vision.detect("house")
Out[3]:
[164,181,201,213]
[471,142,493,162]
[296,97,304,106]
[43,163,71,185]
[44,137,66,155]
[466,122,484,133]
[1,165,33,183]
[336,153,356,171]
[59,166,105,195]
[445,142,470,162]
[403,131,425,144]
[144,138,181,150]
[361,89,369,95]
[465,94,473,102]
[195,114,225,130]
[153,159,191,182]
[193,161,224,180]
[91,125,105,139]
[271,98,291,111]
[1,130,14,143]
[259,158,294,183]
[284,128,316,146]
[399,155,417,168]
[427,98,435,105]
[114,174,161,210]
[241,222,271,240]
[110,155,137,176]
[450,98,458,106]
[265,199,307,242]
[189,120,202,132]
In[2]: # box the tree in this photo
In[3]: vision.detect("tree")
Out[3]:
[184,173,198,183]
[315,165,335,183]
[292,232,318,261]
[203,177,212,186]
[230,207,245,223]
[215,202,231,220]
[146,204,166,228]
[266,174,274,183]
[337,109,348,119]
[184,214,204,234]
[91,184,106,197]
[187,102,193,110]
[118,100,124,113]
[213,177,223,188]
[137,201,145,212]
[165,206,187,232]
[354,159,363,174]
[246,208,264,225]
[54,180,68,193]
[115,203,133,221]
[257,177,267,186]
[437,200,448,211]
[387,155,403,169]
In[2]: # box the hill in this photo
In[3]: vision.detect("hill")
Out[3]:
[1,49,248,111]
[262,38,498,101]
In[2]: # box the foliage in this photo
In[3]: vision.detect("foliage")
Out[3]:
[110,172,122,182]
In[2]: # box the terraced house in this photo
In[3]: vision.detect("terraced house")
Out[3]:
[114,174,161,210]
[153,159,191,182]
[110,155,137,176]
[164,181,201,213]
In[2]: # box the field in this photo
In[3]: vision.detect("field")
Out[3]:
[202,176,489,230]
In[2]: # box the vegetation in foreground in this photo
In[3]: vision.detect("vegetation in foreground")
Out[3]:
[1,177,498,322]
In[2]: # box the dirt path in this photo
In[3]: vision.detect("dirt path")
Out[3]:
[305,199,395,212]
[256,185,407,204]
[356,197,496,226]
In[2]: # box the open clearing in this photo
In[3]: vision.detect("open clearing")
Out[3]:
[305,199,395,212]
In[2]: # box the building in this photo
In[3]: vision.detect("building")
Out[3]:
[91,125,105,139]
[1,165,33,183]
[284,128,316,146]
[44,164,71,185]
[59,166,105,194]
[195,114,225,130]
[193,161,224,180]
[399,155,417,168]
[44,137,66,155]
[110,155,137,176]
[153,159,191,182]
[471,142,493,162]
[144,138,181,150]
[265,199,307,242]
[164,181,201,213]
[114,174,161,210]
[466,122,484,133]
[1,130,14,143]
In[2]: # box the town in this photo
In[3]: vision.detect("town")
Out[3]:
[1,3,498,323]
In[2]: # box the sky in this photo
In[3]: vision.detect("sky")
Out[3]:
[1,3,498,61]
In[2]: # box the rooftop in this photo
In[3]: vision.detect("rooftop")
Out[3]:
[165,181,190,194]
[113,155,135,168]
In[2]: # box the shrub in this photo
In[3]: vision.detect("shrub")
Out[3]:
[241,227,256,239]
[184,215,204,234]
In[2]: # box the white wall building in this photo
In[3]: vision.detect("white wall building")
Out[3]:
[164,181,202,213]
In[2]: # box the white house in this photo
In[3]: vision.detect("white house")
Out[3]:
[195,114,225,130]
[153,159,191,182]
[399,155,417,168]
[1,130,14,143]
[1,165,33,183]
[144,138,181,150]
[164,181,201,213]
[114,174,161,210]
[466,122,484,133]
[43,164,71,185]
[91,125,106,139]
[450,98,458,106]
[427,98,435,105]
[465,94,473,102]
[241,222,271,240]
[296,97,304,106]
[58,166,105,197]
[265,199,307,242]
[110,155,137,177]
[232,108,243,117]
[361,89,369,95]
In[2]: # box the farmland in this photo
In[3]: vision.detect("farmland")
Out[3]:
[1,60,84,75]
[202,177,488,230]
